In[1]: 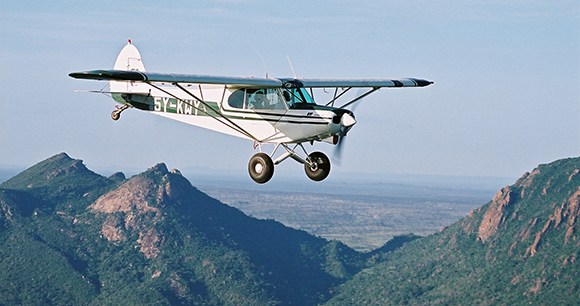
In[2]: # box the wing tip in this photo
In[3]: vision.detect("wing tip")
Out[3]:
[68,71,95,79]
[68,70,146,81]
[413,78,434,87]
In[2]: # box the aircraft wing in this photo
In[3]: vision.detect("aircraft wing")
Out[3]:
[298,78,433,88]
[69,70,432,89]
[69,70,283,87]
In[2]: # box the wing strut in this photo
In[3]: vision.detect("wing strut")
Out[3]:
[338,87,380,109]
[145,82,260,142]
[325,87,352,107]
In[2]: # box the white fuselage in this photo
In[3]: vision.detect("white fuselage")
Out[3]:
[113,81,341,144]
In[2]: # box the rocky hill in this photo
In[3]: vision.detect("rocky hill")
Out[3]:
[0,153,364,305]
[324,157,580,305]
[2,153,579,305]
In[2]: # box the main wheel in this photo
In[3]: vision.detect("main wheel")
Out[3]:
[248,153,274,184]
[304,151,331,182]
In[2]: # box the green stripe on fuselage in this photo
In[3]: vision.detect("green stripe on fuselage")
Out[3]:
[112,93,331,124]
[153,96,219,116]
[113,93,219,116]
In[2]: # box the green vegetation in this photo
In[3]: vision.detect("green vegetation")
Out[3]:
[0,153,368,305]
[324,157,580,305]
[1,153,579,305]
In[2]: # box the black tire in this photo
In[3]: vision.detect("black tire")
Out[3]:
[304,151,331,181]
[248,153,274,184]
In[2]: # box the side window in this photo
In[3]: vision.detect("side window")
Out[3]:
[246,89,264,109]
[281,89,295,109]
[268,89,286,110]
[228,89,245,108]
[246,89,286,110]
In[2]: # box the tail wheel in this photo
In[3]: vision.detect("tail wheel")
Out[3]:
[111,110,121,121]
[305,151,331,182]
[248,153,274,184]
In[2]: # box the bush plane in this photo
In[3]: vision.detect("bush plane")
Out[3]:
[69,40,433,184]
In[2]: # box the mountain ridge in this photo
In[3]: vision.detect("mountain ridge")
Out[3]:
[1,153,579,305]
[324,157,580,305]
[0,153,366,305]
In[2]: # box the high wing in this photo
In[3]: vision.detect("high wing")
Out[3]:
[298,78,433,88]
[292,78,433,109]
[69,70,432,89]
[69,69,283,87]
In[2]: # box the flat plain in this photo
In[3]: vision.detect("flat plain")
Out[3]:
[195,175,502,252]
[0,168,507,252]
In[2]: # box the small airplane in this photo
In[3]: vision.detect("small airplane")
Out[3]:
[69,40,433,184]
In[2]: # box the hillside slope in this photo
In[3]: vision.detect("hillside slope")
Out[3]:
[325,157,580,305]
[0,153,363,305]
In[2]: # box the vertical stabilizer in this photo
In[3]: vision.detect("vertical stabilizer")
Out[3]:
[110,40,148,93]
[113,39,145,71]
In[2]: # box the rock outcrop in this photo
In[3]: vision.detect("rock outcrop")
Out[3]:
[477,186,516,243]
[89,163,189,259]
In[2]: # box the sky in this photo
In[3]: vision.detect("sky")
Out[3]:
[1,0,579,184]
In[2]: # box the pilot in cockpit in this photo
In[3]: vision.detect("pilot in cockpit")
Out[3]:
[249,91,268,109]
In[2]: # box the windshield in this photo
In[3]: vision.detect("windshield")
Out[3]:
[281,87,315,109]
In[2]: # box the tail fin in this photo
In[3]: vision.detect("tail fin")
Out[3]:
[110,40,148,93]
[113,39,145,71]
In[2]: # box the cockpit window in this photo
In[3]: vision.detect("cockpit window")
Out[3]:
[228,89,245,108]
[245,89,286,110]
[281,87,315,109]
[228,88,313,110]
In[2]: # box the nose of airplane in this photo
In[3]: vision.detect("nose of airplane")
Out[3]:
[341,113,356,128]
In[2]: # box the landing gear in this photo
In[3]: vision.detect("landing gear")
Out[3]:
[111,105,131,121]
[304,152,331,181]
[248,143,332,184]
[248,153,274,184]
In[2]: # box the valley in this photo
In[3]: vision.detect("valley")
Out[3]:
[196,178,498,251]
[0,167,507,252]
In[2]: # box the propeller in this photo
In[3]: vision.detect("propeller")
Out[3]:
[333,128,347,165]
[333,112,357,165]
[332,89,365,165]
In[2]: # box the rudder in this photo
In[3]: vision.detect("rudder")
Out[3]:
[110,39,148,93]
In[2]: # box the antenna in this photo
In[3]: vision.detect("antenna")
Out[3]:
[245,39,268,78]
[286,55,297,79]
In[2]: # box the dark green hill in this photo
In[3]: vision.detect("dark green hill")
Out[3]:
[0,153,365,305]
[324,157,580,305]
[5,153,579,305]
[1,152,117,214]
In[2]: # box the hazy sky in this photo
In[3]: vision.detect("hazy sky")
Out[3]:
[1,1,579,182]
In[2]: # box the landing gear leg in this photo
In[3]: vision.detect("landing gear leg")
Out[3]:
[111,105,131,121]
[248,153,274,184]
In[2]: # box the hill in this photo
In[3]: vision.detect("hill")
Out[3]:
[0,153,365,305]
[3,153,579,305]
[323,157,580,305]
